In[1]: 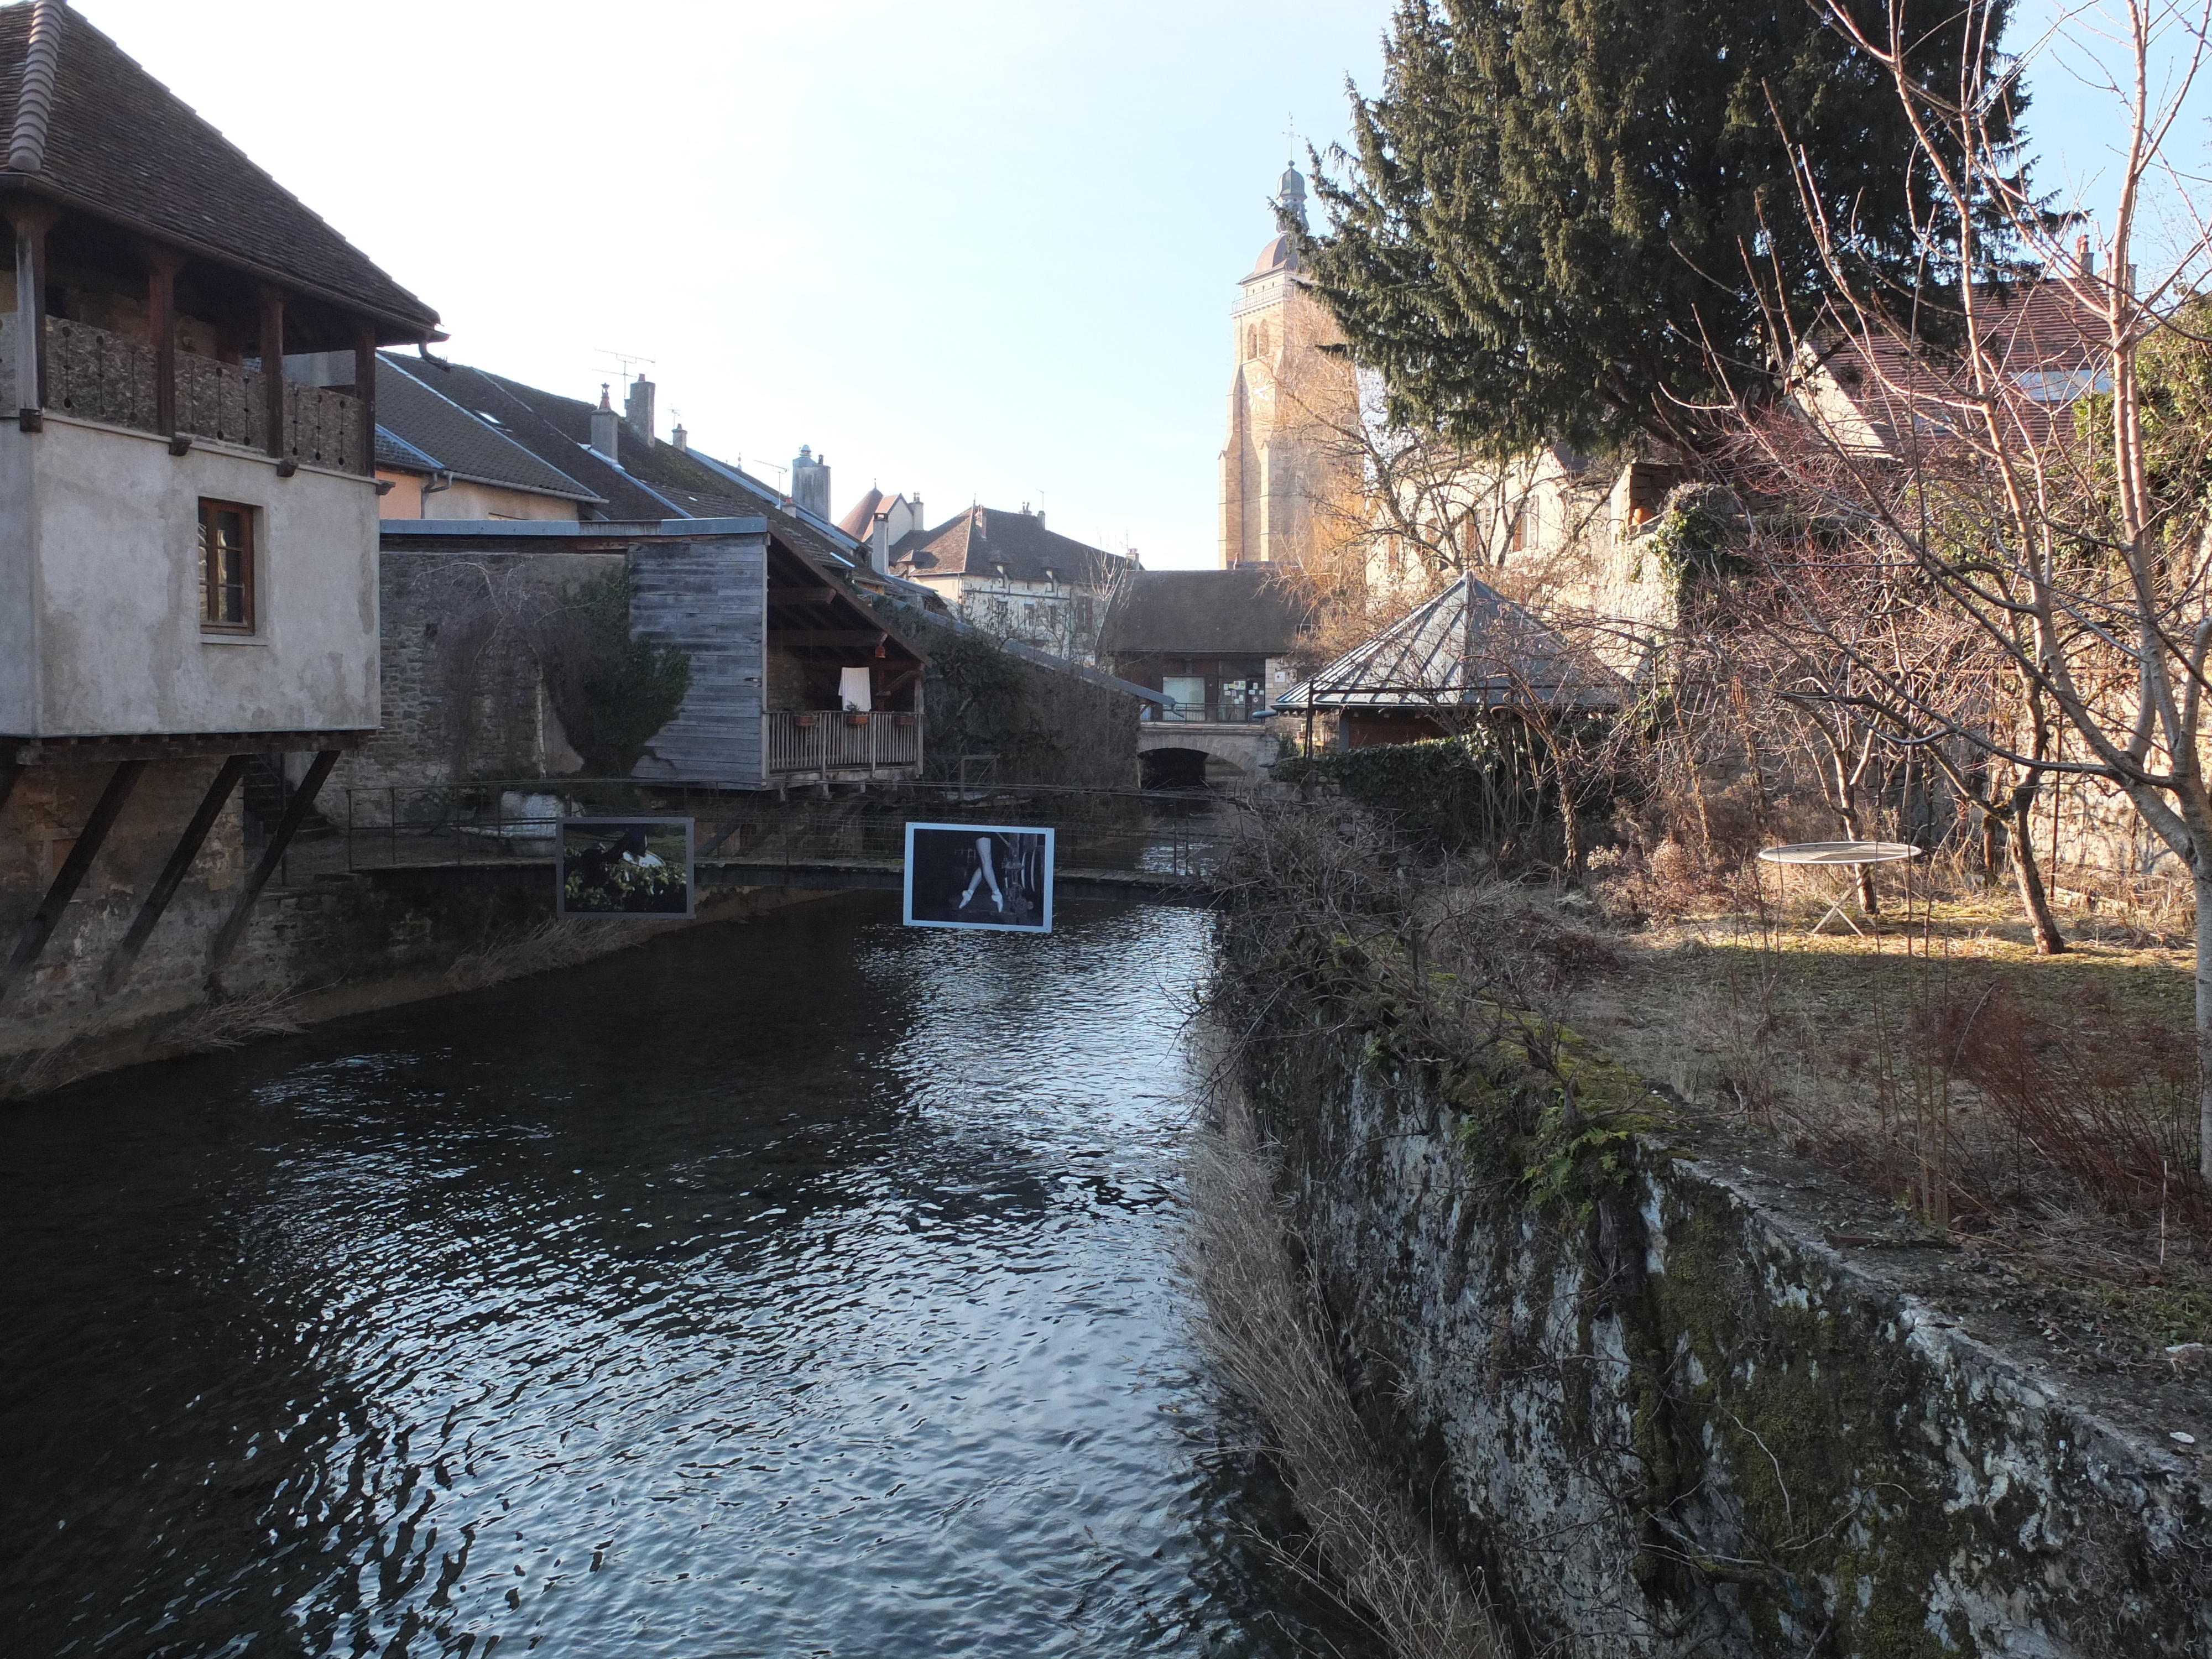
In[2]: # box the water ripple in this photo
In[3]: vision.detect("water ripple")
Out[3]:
[0,896,1374,1658]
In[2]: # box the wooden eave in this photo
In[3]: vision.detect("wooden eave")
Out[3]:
[0,175,445,343]
[764,535,926,664]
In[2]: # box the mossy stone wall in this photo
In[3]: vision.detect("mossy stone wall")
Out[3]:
[1244,1037,2212,1656]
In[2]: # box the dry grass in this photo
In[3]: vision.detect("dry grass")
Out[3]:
[1575,873,2212,1360]
[442,917,639,993]
[1183,1081,1510,1659]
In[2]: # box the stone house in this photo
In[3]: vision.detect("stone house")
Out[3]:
[885,504,1133,665]
[0,0,440,1020]
[1099,567,1313,786]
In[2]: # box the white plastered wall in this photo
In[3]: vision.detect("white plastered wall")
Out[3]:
[1,415,379,735]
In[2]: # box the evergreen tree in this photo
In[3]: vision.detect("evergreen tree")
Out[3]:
[540,570,692,775]
[1304,0,2030,455]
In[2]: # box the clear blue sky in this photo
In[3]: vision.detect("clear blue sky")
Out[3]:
[72,1,2201,567]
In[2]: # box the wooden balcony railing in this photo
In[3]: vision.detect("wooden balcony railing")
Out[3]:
[38,316,368,471]
[765,711,922,775]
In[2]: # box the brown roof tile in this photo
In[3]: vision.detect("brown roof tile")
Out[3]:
[0,2,438,336]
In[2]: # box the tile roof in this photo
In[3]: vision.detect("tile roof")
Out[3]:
[1806,277,2116,455]
[0,2,437,337]
[837,487,887,539]
[1098,567,1314,657]
[891,507,1130,587]
[375,357,599,501]
[1278,574,1626,712]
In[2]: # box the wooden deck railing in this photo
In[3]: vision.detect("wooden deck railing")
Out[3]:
[765,711,922,775]
[39,317,367,470]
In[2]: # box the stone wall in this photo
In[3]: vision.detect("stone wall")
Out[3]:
[0,754,823,1088]
[1244,1036,2212,1657]
[336,549,614,810]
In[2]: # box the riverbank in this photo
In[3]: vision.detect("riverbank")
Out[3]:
[1209,813,2212,1655]
[0,877,836,1101]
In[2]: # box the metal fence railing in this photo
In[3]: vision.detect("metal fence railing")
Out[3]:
[339,779,1233,882]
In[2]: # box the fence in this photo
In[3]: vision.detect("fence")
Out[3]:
[1146,694,1270,724]
[764,711,923,775]
[38,317,367,469]
[339,779,1230,883]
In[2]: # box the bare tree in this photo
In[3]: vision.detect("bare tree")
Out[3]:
[1736,0,2212,1164]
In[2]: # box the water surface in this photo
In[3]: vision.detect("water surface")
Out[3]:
[0,895,1371,1657]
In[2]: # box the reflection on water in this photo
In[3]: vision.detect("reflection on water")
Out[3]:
[0,895,1377,1657]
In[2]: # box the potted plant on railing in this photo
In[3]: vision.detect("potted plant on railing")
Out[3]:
[794,713,817,729]
[895,713,916,728]
[844,709,872,727]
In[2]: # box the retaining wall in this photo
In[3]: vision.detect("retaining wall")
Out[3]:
[1245,1037,2212,1656]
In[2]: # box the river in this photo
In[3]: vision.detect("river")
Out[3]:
[0,895,1382,1658]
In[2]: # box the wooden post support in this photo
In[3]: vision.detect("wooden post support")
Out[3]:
[207,748,337,973]
[258,285,286,462]
[143,243,182,441]
[6,199,59,427]
[351,317,378,477]
[0,759,148,1008]
[100,754,247,997]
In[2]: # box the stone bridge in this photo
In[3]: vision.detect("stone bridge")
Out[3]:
[1136,719,1286,789]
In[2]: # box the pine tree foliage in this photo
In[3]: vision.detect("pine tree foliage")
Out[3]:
[1303,0,2030,455]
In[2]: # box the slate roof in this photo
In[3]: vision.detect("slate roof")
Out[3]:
[377,353,873,574]
[891,507,1129,587]
[1278,575,1626,713]
[0,2,437,338]
[1098,567,1314,658]
[375,358,600,502]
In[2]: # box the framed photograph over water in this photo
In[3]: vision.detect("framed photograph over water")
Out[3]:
[557,817,696,918]
[903,822,1054,932]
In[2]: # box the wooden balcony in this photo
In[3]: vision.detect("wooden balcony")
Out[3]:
[765,710,922,780]
[36,316,368,472]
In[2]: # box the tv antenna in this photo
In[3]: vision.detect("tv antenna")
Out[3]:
[594,348,656,385]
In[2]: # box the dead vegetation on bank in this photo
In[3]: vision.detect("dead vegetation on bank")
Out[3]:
[1213,795,2212,1363]
[1182,1077,1509,1659]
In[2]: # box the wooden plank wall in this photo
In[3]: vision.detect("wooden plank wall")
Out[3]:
[627,534,767,787]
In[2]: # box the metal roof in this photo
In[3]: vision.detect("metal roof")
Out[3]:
[1275,573,1626,713]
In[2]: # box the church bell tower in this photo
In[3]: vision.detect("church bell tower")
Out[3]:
[1217,164,1358,567]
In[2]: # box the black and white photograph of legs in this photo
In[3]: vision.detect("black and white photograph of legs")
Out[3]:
[903,823,1055,932]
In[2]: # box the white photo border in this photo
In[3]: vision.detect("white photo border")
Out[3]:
[902,821,1055,933]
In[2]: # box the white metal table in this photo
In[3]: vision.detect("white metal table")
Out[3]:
[1755,841,1925,936]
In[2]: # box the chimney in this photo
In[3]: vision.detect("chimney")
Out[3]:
[2075,233,2097,278]
[870,512,891,575]
[791,445,831,520]
[589,384,620,463]
[671,421,688,452]
[625,373,655,441]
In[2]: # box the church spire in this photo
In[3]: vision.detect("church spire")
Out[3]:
[1276,161,1308,232]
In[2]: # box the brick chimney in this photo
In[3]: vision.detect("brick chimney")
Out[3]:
[2075,233,2097,278]
[624,373,655,441]
[671,421,688,452]
[589,384,619,463]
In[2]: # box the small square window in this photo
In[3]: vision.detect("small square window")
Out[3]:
[197,499,255,633]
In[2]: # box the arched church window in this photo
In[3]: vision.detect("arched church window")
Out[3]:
[1258,322,1272,357]
[1246,326,1258,359]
